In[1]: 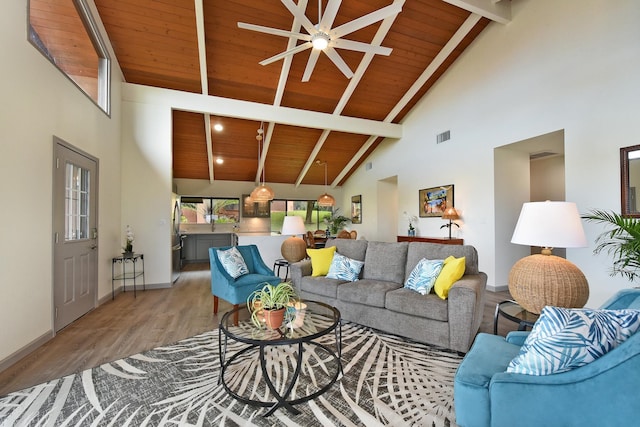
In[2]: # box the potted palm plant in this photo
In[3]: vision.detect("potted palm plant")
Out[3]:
[247,282,297,329]
[582,209,640,282]
[324,208,351,235]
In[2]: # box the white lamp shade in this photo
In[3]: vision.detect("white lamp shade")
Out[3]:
[281,216,306,236]
[511,201,587,248]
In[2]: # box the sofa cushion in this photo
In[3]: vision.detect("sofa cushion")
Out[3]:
[506,306,640,376]
[434,256,466,299]
[299,276,347,299]
[327,253,364,281]
[362,241,408,283]
[307,246,337,276]
[216,246,249,278]
[337,279,402,308]
[326,238,368,262]
[385,288,449,321]
[404,258,444,295]
[406,242,479,276]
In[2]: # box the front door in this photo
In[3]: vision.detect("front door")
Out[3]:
[53,139,98,331]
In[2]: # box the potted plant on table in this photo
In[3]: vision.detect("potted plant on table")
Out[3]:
[247,282,298,329]
[324,208,351,235]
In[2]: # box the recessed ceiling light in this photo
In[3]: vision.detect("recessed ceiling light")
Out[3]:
[215,158,224,165]
[214,123,223,132]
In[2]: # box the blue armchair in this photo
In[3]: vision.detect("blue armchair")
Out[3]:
[209,245,281,324]
[454,289,640,427]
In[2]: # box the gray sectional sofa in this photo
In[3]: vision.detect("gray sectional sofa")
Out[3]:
[290,239,487,353]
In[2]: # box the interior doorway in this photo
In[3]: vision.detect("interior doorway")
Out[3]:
[493,130,565,290]
[377,176,398,243]
[53,138,99,331]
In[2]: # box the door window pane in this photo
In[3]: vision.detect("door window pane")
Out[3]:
[65,162,90,240]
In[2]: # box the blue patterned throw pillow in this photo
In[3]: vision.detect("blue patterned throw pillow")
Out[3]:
[507,306,640,375]
[326,252,364,281]
[216,247,249,279]
[404,258,444,295]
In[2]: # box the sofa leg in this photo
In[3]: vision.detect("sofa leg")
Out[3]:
[233,304,239,326]
[213,296,219,314]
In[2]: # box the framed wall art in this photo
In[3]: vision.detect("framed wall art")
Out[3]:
[419,185,454,217]
[351,195,362,224]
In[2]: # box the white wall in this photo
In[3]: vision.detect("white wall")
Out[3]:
[0,1,123,362]
[341,0,640,308]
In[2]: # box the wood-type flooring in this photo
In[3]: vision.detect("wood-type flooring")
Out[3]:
[0,263,512,396]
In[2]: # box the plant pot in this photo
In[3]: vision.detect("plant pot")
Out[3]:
[263,307,285,330]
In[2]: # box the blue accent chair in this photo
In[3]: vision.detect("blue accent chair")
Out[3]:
[454,289,640,427]
[209,245,281,324]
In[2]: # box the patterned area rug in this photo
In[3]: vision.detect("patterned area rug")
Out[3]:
[0,322,462,426]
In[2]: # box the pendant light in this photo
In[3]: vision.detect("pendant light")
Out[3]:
[317,160,335,207]
[251,122,274,202]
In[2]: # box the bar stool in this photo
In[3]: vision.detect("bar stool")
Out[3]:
[273,258,289,280]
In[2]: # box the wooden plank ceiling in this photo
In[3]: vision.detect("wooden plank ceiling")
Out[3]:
[92,0,501,187]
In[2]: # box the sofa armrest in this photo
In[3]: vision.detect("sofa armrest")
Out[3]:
[505,331,529,346]
[290,259,312,293]
[447,272,487,353]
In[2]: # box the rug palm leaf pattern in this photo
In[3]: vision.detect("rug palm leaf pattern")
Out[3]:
[0,321,462,426]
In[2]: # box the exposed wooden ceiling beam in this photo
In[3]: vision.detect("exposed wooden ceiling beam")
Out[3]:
[443,0,511,24]
[123,83,403,138]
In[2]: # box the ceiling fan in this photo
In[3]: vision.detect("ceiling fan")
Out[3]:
[238,0,404,82]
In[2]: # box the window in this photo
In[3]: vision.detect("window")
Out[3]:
[270,199,332,233]
[64,162,90,240]
[28,0,111,114]
[180,197,240,224]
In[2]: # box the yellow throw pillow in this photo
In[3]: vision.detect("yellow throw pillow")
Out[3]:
[307,246,337,277]
[434,256,466,299]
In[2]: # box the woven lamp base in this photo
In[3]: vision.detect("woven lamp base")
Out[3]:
[508,254,589,314]
[281,236,307,263]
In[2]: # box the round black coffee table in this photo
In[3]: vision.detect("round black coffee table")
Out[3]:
[218,300,341,417]
[493,300,539,334]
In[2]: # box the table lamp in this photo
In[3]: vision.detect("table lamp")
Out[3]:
[440,207,460,239]
[280,216,307,263]
[509,201,589,314]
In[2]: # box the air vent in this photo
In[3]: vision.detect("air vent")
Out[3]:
[437,130,451,144]
[365,162,372,171]
[530,151,557,160]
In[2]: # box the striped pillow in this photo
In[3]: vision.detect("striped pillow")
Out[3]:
[404,258,444,295]
[507,306,640,375]
[326,253,364,281]
[216,247,249,279]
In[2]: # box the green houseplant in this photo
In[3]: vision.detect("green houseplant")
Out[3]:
[247,282,297,329]
[324,208,351,235]
[582,209,640,282]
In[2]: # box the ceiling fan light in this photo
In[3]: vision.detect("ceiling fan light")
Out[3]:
[251,183,275,201]
[317,193,336,207]
[311,32,330,50]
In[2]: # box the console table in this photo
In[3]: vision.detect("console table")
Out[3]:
[397,236,463,245]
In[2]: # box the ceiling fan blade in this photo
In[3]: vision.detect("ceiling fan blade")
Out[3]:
[238,22,311,42]
[302,49,321,82]
[259,42,313,66]
[332,39,392,56]
[318,0,342,32]
[324,47,354,79]
[332,1,404,39]
[280,0,317,35]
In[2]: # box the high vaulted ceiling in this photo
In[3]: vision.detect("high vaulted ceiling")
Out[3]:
[92,0,511,187]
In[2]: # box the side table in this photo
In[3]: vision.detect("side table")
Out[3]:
[493,300,539,334]
[111,253,146,299]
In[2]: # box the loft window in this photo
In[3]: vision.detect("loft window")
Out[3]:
[181,198,240,224]
[28,0,111,115]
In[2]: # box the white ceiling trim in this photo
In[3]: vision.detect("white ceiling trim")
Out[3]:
[123,84,403,138]
[194,0,215,182]
[443,0,511,24]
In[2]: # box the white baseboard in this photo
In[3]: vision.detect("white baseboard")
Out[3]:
[487,284,509,292]
[0,330,54,374]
